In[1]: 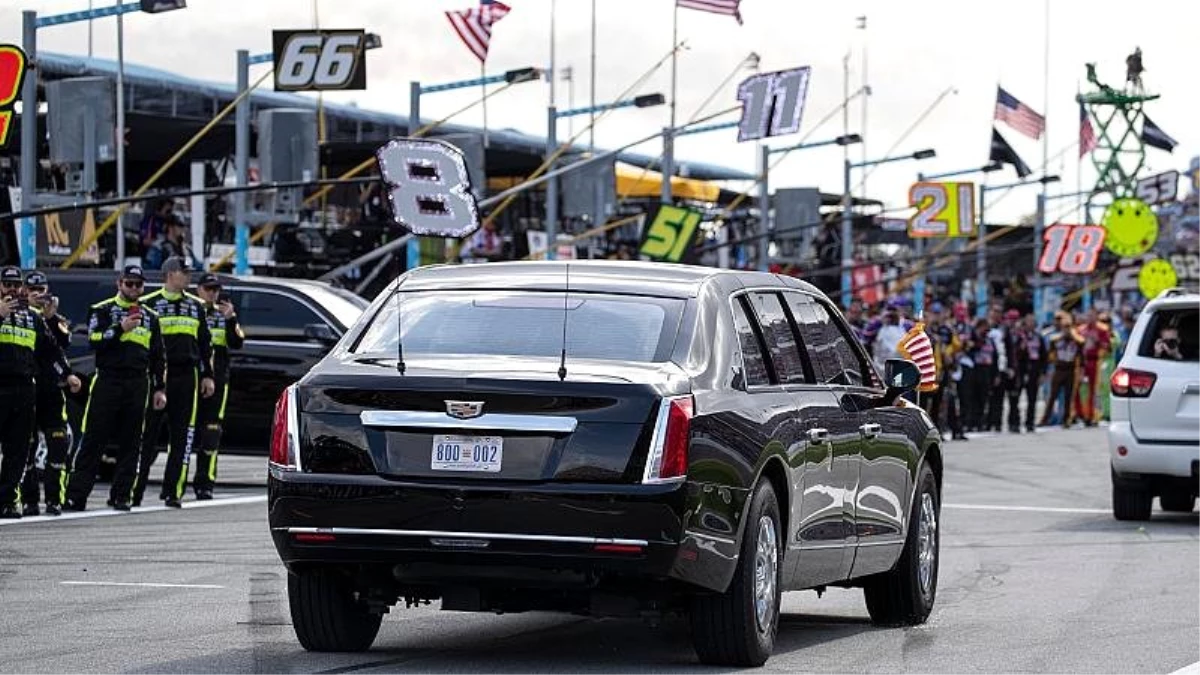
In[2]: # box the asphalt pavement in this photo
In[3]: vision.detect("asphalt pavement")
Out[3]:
[1,426,1197,674]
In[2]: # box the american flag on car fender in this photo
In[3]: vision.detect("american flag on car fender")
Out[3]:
[897,323,938,392]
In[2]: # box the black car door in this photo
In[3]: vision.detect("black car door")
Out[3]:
[223,286,338,450]
[777,290,864,587]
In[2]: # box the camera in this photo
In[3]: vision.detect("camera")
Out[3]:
[1164,338,1180,350]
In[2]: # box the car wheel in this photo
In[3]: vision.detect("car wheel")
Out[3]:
[1160,492,1196,513]
[288,568,382,652]
[1112,480,1153,521]
[863,463,939,626]
[689,478,781,667]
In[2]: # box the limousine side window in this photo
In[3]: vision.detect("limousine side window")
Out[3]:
[748,292,807,385]
[785,292,865,387]
[232,290,327,342]
[731,297,772,388]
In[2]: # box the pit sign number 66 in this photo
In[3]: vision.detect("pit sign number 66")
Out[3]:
[272,30,368,91]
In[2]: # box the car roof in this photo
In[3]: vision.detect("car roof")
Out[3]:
[396,260,819,299]
[1143,289,1200,314]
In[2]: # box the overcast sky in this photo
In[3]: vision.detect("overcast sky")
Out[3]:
[2,0,1196,224]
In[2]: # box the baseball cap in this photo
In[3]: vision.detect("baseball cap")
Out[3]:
[161,257,188,274]
[197,273,222,288]
[1004,309,1021,321]
[122,264,146,281]
[929,302,945,314]
[24,270,47,287]
[0,266,22,283]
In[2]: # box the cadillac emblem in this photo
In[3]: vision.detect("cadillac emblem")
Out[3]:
[445,400,484,419]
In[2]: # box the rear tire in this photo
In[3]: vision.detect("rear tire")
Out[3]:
[1160,492,1196,513]
[288,568,382,652]
[1112,481,1153,521]
[862,463,939,626]
[689,479,781,667]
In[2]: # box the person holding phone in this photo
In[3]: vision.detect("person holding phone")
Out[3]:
[191,274,244,500]
[20,270,83,516]
[1154,324,1184,360]
[65,265,167,512]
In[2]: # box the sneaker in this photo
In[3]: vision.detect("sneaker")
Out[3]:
[45,504,62,516]
[111,502,132,512]
[105,498,115,507]
[21,504,40,517]
[62,500,86,512]
[164,497,182,509]
[195,489,213,501]
[0,505,22,519]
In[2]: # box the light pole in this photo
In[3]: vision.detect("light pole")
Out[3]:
[976,174,1059,317]
[545,93,666,259]
[760,134,862,272]
[842,148,937,309]
[911,161,1002,316]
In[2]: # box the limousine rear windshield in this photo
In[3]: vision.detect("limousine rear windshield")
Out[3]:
[352,290,684,363]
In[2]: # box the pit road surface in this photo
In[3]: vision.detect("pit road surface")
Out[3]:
[2,426,1197,673]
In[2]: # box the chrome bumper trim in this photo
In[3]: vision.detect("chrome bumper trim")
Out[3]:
[359,410,577,434]
[280,526,648,547]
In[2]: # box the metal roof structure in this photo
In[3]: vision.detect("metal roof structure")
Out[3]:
[35,52,756,183]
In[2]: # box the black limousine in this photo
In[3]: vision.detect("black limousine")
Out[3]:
[268,260,942,667]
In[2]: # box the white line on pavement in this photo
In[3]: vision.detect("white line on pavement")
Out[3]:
[60,581,225,590]
[1171,661,1200,675]
[945,502,1110,515]
[0,494,267,527]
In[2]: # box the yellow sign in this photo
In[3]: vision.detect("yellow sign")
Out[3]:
[640,204,703,263]
[1138,258,1177,299]
[1102,197,1158,257]
[908,182,976,237]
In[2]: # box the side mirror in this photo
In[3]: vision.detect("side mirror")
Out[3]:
[882,358,921,404]
[303,323,338,346]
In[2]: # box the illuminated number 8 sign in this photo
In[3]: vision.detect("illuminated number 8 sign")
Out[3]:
[1038,224,1107,274]
[0,45,28,149]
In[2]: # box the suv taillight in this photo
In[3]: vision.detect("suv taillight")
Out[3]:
[642,395,693,483]
[269,385,299,470]
[1111,368,1157,398]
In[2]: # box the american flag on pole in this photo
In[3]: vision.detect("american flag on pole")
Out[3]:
[994,87,1045,140]
[897,323,938,392]
[446,0,512,63]
[1079,102,1097,158]
[676,0,744,24]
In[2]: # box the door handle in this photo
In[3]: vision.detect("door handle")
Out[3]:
[807,428,830,444]
[859,423,881,439]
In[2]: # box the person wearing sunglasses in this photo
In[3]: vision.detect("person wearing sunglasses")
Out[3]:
[19,270,83,516]
[190,273,244,500]
[64,265,167,512]
[0,266,76,518]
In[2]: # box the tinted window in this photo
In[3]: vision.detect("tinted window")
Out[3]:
[233,290,325,341]
[353,291,682,363]
[732,297,771,387]
[1138,307,1199,362]
[748,292,807,384]
[785,292,865,386]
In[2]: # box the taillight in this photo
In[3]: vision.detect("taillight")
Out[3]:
[1111,368,1156,398]
[643,395,693,483]
[269,385,299,469]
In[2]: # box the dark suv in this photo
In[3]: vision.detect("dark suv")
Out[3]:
[42,270,368,452]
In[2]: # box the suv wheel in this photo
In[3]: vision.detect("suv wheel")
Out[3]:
[690,478,781,667]
[1160,492,1196,513]
[1112,478,1153,521]
[863,463,939,626]
[288,568,382,652]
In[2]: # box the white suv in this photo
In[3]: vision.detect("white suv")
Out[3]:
[1108,288,1200,520]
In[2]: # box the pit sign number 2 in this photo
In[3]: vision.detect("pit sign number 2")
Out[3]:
[0,45,28,149]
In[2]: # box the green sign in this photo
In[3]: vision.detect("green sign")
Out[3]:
[639,204,703,263]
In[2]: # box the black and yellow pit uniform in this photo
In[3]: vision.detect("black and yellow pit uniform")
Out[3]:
[0,302,71,514]
[20,307,74,513]
[192,302,244,497]
[65,294,165,510]
[133,288,213,506]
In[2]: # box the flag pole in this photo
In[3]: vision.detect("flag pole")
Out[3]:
[588,0,597,152]
[481,61,490,148]
[549,0,557,108]
[1041,0,1050,187]
[670,1,679,132]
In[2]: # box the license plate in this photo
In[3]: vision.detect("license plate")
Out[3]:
[431,435,503,472]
